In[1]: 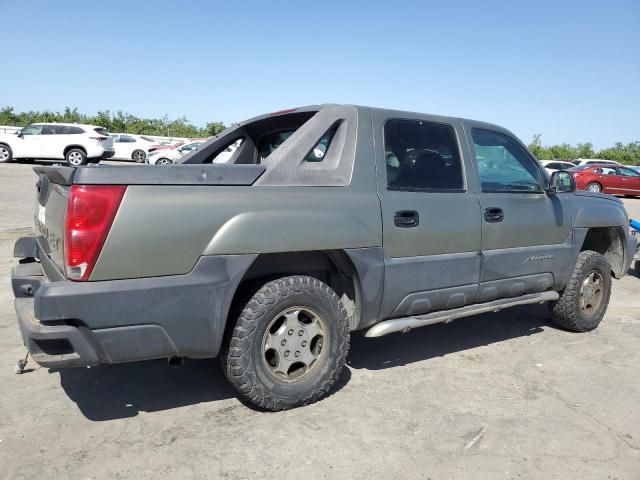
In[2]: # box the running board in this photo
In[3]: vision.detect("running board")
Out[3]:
[365,291,559,338]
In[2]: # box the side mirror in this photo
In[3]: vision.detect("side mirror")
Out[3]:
[548,170,576,194]
[16,132,23,138]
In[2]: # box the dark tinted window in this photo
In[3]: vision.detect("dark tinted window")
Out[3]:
[69,126,85,134]
[93,127,108,136]
[546,162,560,169]
[471,129,543,193]
[41,125,56,135]
[119,135,136,143]
[384,119,464,191]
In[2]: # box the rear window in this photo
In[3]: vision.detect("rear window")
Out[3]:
[69,126,85,134]
[94,127,109,136]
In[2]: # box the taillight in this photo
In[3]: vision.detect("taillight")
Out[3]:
[64,185,126,281]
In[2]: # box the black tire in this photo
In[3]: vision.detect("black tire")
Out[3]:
[156,158,173,165]
[586,182,602,193]
[549,250,612,332]
[65,148,87,166]
[223,275,350,411]
[131,149,146,163]
[0,143,13,163]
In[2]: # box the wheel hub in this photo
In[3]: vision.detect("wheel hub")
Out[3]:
[262,307,326,382]
[580,270,603,316]
[0,147,8,160]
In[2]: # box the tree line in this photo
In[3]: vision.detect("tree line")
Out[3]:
[1,106,638,164]
[528,134,640,165]
[0,106,226,138]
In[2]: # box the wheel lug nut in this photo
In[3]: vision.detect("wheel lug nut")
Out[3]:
[298,330,304,336]
[301,341,307,347]
[281,340,286,346]
[284,350,290,357]
[295,351,300,357]
[288,329,294,335]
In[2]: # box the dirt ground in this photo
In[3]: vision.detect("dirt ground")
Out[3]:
[0,162,639,479]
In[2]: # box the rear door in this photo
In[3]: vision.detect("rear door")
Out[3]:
[464,123,572,301]
[39,125,68,159]
[374,111,482,319]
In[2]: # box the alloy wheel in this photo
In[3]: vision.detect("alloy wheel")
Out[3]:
[262,307,327,383]
[580,270,604,316]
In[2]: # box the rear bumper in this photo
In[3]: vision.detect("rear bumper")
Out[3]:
[12,236,255,368]
[100,149,115,159]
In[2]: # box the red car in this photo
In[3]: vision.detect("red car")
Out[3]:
[571,163,640,196]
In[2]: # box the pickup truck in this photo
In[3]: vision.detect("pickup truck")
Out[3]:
[12,104,637,410]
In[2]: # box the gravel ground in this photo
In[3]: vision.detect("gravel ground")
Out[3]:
[0,162,639,479]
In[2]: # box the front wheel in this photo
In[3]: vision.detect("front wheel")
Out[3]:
[131,149,146,163]
[0,144,13,163]
[65,148,87,166]
[549,250,612,332]
[586,182,602,193]
[223,276,350,411]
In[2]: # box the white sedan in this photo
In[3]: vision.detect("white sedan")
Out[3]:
[111,134,158,162]
[540,160,577,174]
[146,141,204,165]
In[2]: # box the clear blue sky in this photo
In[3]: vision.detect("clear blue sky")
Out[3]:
[1,0,638,148]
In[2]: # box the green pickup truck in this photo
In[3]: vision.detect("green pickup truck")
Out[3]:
[12,104,636,410]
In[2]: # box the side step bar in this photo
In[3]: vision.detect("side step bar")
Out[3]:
[365,291,559,338]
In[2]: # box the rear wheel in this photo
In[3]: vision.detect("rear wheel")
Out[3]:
[549,250,612,332]
[0,144,13,163]
[65,148,87,166]
[223,276,350,411]
[131,149,146,163]
[586,182,602,193]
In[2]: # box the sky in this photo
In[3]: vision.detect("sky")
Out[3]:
[1,0,638,149]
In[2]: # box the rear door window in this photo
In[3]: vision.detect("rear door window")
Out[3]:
[384,119,464,191]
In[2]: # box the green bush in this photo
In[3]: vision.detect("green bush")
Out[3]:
[0,106,226,138]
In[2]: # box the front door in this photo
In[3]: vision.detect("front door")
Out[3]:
[615,167,640,196]
[13,125,43,158]
[465,124,572,302]
[374,114,482,319]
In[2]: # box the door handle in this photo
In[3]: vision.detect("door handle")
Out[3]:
[484,207,504,223]
[394,210,419,228]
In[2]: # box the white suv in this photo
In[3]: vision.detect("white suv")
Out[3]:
[0,123,115,166]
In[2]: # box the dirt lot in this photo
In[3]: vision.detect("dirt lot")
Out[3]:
[0,162,639,479]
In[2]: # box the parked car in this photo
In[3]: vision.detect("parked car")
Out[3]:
[570,163,640,195]
[0,123,114,165]
[12,104,636,411]
[572,158,621,167]
[540,160,576,174]
[111,134,158,162]
[146,141,205,165]
[147,138,207,155]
